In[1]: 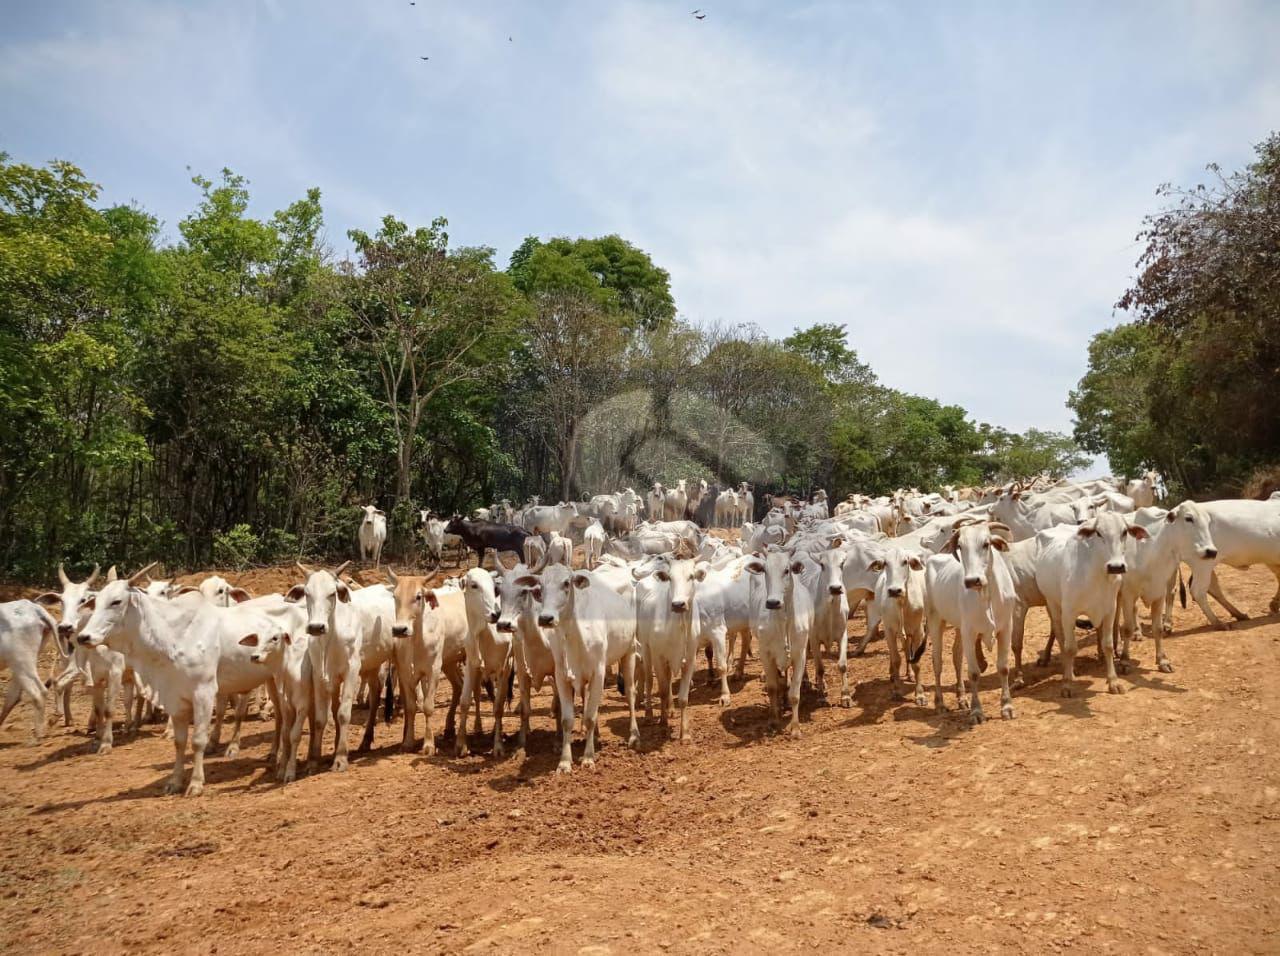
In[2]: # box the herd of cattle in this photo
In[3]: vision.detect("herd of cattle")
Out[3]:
[2,472,1280,798]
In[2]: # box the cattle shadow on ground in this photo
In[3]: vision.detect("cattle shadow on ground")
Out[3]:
[13,729,144,771]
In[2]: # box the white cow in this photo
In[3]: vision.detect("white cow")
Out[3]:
[871,547,928,704]
[532,532,574,571]
[664,479,688,521]
[924,520,1017,722]
[633,556,706,742]
[515,564,639,773]
[744,548,815,738]
[1179,499,1280,625]
[77,581,278,795]
[582,520,606,570]
[522,502,577,535]
[349,582,398,754]
[693,559,751,703]
[236,600,312,782]
[0,599,61,741]
[494,562,557,755]
[420,512,462,566]
[358,504,387,567]
[799,545,852,707]
[647,482,665,521]
[714,489,740,528]
[284,562,363,772]
[737,483,754,524]
[1034,512,1147,697]
[456,568,515,758]
[388,572,469,756]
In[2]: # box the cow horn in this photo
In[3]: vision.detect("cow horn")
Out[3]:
[987,522,1012,536]
[332,560,352,578]
[85,563,101,587]
[295,561,315,577]
[57,563,70,587]
[127,561,158,585]
[385,567,398,586]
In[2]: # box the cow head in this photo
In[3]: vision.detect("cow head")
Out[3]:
[494,564,539,633]
[879,547,925,600]
[75,579,139,648]
[745,549,804,611]
[462,567,500,626]
[633,556,705,613]
[520,564,588,628]
[36,562,103,651]
[1164,500,1217,560]
[285,561,352,636]
[199,575,253,606]
[238,622,292,664]
[1073,511,1147,575]
[940,520,1011,590]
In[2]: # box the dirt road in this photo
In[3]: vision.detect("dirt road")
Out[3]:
[2,564,1278,954]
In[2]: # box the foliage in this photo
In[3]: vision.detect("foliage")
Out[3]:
[0,153,1089,579]
[1072,132,1280,492]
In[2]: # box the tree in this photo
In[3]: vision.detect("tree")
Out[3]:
[343,216,522,504]
[1067,322,1162,477]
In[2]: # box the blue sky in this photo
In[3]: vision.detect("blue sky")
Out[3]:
[2,0,1278,439]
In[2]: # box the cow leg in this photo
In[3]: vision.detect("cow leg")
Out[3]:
[997,630,1014,720]
[265,680,282,767]
[911,627,928,707]
[166,713,190,795]
[492,660,510,758]
[886,624,903,699]
[224,692,251,758]
[1269,564,1280,615]
[1054,601,1079,697]
[1149,596,1173,673]
[811,632,827,699]
[554,672,576,774]
[398,659,419,754]
[787,640,807,740]
[657,659,672,731]
[456,663,478,757]
[10,667,46,743]
[1098,610,1124,695]
[60,681,73,727]
[187,689,214,796]
[309,682,331,772]
[282,687,308,783]
[93,680,114,754]
[710,627,732,707]
[951,632,967,710]
[332,668,357,772]
[358,669,379,753]
[734,630,750,679]
[581,665,606,768]
[928,616,946,714]
[515,652,531,756]
[442,661,463,739]
[962,632,985,724]
[761,657,781,729]
[1010,602,1028,688]
[1117,593,1137,673]
[1207,569,1250,622]
[209,694,226,752]
[623,650,640,748]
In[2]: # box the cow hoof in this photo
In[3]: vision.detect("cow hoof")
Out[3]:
[627,733,640,750]
[1108,682,1125,695]
[163,779,182,796]
[96,742,112,756]
[1012,676,1025,690]
[718,694,732,708]
[1116,661,1130,675]
[1158,661,1174,674]
[1001,705,1015,720]
[1036,653,1052,668]
[1237,611,1253,621]
[184,781,204,797]
[555,761,573,775]
[840,694,853,708]
[890,688,904,701]
[493,744,505,759]
[933,701,946,715]
[1061,686,1074,699]
[224,743,240,759]
[956,699,970,712]
[280,768,296,784]
[422,741,436,757]
[914,693,927,707]
[969,710,986,726]
[332,756,349,772]
[581,756,596,770]
[401,740,417,754]
[1219,621,1235,631]
[455,743,470,758]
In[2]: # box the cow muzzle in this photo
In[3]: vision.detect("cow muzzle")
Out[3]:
[76,633,98,647]
[963,576,985,590]
[765,598,782,610]
[496,620,515,633]
[391,624,409,637]
[306,622,326,636]
[57,623,74,638]
[828,585,844,595]
[1106,562,1126,575]
[887,586,903,598]
[1202,547,1217,559]
[670,600,687,612]
[538,613,557,627]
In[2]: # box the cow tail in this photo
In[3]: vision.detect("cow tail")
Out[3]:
[1179,568,1187,609]
[909,635,928,666]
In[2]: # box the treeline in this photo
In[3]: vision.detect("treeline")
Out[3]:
[1070,132,1280,497]
[0,155,1087,577]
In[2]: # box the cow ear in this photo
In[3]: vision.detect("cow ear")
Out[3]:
[35,592,61,607]
[284,585,305,604]
[1165,509,1176,523]
[989,535,1010,552]
[867,559,885,573]
[745,561,765,575]
[513,575,540,588]
[940,533,960,556]
[228,587,253,604]
[424,590,440,609]
[238,633,259,647]
[790,561,805,576]
[692,566,707,582]
[655,569,670,582]
[572,572,591,589]
[335,582,352,603]
[1076,523,1097,538]
[1127,525,1150,541]
[829,536,844,549]
[907,555,924,571]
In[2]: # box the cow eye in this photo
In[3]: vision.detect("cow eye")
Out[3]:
[111,599,123,607]
[1184,517,1192,523]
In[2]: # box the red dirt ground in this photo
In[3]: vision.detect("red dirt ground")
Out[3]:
[1,563,1278,954]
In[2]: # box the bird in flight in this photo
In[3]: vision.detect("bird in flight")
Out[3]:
[692,8,706,19]
[419,55,429,60]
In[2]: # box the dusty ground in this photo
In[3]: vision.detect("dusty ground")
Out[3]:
[1,562,1278,954]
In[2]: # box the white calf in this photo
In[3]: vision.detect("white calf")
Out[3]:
[744,549,815,738]
[871,547,927,704]
[0,600,61,741]
[633,557,706,742]
[457,568,515,758]
[583,520,606,570]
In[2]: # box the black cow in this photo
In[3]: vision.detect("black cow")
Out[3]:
[443,515,531,566]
